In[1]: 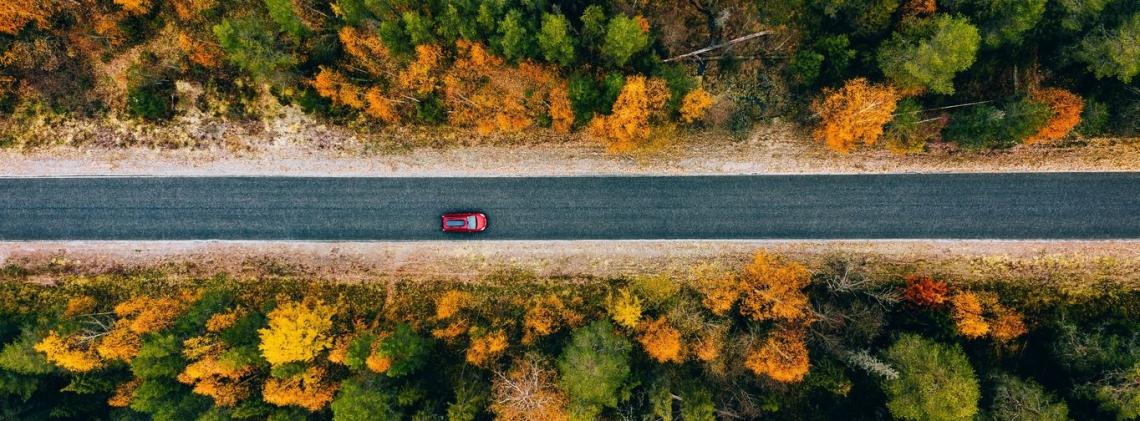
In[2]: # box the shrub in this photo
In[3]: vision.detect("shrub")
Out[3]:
[943,98,1050,149]
[990,374,1068,421]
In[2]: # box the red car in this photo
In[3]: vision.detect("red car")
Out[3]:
[441,212,487,233]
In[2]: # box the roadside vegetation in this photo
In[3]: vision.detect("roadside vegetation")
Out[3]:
[0,0,1137,154]
[1,251,1138,419]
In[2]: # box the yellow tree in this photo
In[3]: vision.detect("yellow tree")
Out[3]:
[637,317,684,363]
[811,78,899,153]
[680,87,714,123]
[587,75,671,152]
[259,299,337,365]
[34,331,103,372]
[262,366,339,411]
[950,292,989,339]
[745,328,810,383]
[607,288,643,329]
[738,252,812,323]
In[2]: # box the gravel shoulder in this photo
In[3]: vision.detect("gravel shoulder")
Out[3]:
[2,112,1139,177]
[4,241,1137,292]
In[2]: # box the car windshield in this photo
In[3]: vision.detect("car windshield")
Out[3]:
[466,215,477,227]
[446,219,466,227]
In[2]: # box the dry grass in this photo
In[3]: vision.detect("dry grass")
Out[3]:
[3,241,1137,296]
[2,103,1140,176]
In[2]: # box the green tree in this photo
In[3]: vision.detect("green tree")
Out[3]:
[538,13,575,66]
[990,374,1068,421]
[558,320,631,419]
[264,0,308,40]
[877,15,980,94]
[943,97,1050,149]
[882,334,980,421]
[374,324,430,378]
[402,11,435,46]
[601,15,650,67]
[330,375,400,420]
[213,16,298,83]
[1092,362,1140,421]
[849,0,900,35]
[1076,13,1140,83]
[975,0,1044,47]
[580,5,607,48]
[497,9,534,62]
[126,53,175,121]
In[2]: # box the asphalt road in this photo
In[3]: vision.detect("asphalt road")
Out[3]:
[0,174,1138,240]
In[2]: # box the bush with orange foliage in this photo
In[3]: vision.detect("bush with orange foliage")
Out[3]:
[636,317,684,363]
[903,275,949,307]
[399,44,443,96]
[523,294,579,344]
[989,307,1027,342]
[107,378,141,408]
[587,75,671,152]
[811,78,899,153]
[443,41,573,135]
[950,292,990,339]
[680,88,714,123]
[0,1,57,34]
[1026,87,1084,144]
[177,33,222,69]
[466,329,509,366]
[312,67,366,109]
[745,329,811,383]
[696,272,741,316]
[262,366,339,411]
[113,0,152,15]
[738,252,812,323]
[435,290,472,320]
[491,357,568,421]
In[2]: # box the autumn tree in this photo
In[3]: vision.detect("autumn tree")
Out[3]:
[951,291,989,339]
[1026,87,1084,143]
[607,288,643,329]
[637,317,684,363]
[258,299,337,366]
[745,328,810,383]
[262,366,339,411]
[679,87,714,123]
[558,320,631,419]
[466,328,508,366]
[0,1,56,34]
[902,275,948,307]
[587,75,670,151]
[883,334,980,421]
[877,15,980,95]
[737,252,812,323]
[811,78,899,153]
[492,356,568,421]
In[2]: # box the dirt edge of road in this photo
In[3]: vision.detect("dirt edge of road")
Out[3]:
[4,241,1137,292]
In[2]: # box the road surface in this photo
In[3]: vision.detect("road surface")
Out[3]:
[1,174,1138,240]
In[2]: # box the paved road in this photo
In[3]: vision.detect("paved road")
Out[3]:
[0,174,1138,240]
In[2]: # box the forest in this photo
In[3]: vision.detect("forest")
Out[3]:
[1,0,1137,153]
[1,252,1138,420]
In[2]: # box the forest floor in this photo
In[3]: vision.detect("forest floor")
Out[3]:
[2,108,1140,176]
[4,241,1138,293]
